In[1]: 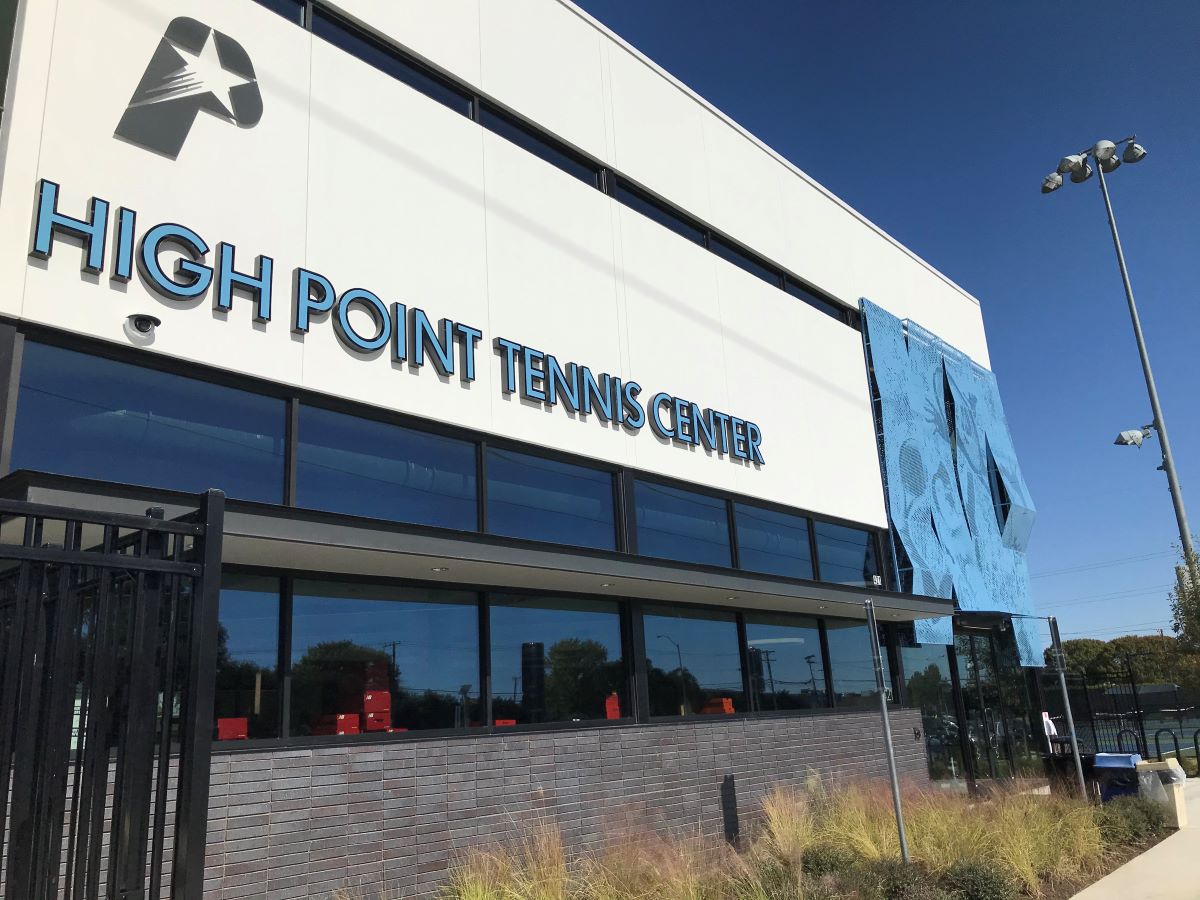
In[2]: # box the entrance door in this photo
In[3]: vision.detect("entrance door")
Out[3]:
[952,627,1041,788]
[955,632,1014,781]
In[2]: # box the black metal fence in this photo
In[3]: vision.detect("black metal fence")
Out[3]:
[0,492,223,900]
[1042,662,1200,766]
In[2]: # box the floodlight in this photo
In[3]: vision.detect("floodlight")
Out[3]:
[1123,142,1147,163]
[1057,154,1086,175]
[1099,154,1121,173]
[1114,427,1152,447]
[1069,160,1094,183]
[1093,140,1117,162]
[1041,172,1063,193]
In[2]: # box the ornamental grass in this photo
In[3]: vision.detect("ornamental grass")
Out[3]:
[428,778,1137,900]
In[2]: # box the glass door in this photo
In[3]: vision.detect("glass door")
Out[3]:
[954,631,1015,782]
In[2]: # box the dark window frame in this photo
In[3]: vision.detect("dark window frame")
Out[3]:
[479,102,601,187]
[212,563,905,750]
[6,326,889,588]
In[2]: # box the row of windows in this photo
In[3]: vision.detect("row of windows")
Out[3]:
[253,0,856,328]
[12,341,884,586]
[217,574,891,741]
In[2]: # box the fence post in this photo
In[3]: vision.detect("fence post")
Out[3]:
[1125,656,1149,758]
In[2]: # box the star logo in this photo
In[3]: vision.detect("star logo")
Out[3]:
[115,17,262,159]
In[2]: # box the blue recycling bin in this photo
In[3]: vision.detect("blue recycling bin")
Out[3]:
[1094,752,1141,802]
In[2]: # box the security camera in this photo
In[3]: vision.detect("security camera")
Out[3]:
[128,313,161,334]
[123,313,162,344]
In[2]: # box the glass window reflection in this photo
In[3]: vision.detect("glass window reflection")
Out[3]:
[825,618,889,709]
[735,504,814,579]
[643,606,743,716]
[290,580,480,736]
[744,612,828,711]
[897,633,965,785]
[486,449,615,550]
[216,575,281,740]
[814,522,880,587]
[12,342,286,502]
[297,405,477,530]
[489,595,625,725]
[634,481,731,567]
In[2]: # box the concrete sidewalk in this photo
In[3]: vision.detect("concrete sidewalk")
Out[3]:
[1071,780,1200,900]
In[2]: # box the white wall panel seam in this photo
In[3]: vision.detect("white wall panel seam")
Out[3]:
[551,0,980,310]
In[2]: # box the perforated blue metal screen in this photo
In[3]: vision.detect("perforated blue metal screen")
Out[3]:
[862,299,1043,666]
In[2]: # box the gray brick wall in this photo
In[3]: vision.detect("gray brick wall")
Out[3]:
[204,708,928,899]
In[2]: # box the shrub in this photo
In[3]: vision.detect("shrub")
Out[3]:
[940,860,1018,900]
[800,842,857,878]
[1095,795,1171,846]
[857,858,952,900]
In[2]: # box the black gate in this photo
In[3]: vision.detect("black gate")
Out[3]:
[0,491,223,900]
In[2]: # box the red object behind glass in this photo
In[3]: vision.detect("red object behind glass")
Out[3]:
[362,691,391,713]
[604,693,621,720]
[216,717,248,741]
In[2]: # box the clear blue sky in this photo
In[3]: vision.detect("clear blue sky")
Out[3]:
[575,0,1200,643]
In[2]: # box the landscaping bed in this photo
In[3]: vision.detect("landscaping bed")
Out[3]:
[424,780,1174,900]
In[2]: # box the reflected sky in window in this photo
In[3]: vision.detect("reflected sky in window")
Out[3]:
[635,481,731,567]
[13,342,286,502]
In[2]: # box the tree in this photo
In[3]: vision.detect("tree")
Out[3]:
[1170,544,1200,652]
[1050,638,1108,675]
[542,638,622,720]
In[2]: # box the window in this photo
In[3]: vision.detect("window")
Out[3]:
[643,606,743,716]
[253,0,304,24]
[215,575,281,740]
[489,595,625,725]
[634,481,731,567]
[311,9,472,116]
[896,632,964,784]
[785,279,847,322]
[614,179,706,246]
[734,503,814,580]
[814,522,881,587]
[12,342,286,502]
[744,612,828,711]
[486,448,615,550]
[289,580,480,736]
[825,619,889,709]
[296,404,477,531]
[710,236,782,288]
[480,106,598,186]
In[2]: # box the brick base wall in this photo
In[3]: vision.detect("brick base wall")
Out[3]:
[203,708,928,899]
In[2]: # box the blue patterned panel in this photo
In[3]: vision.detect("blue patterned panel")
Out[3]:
[862,300,1042,667]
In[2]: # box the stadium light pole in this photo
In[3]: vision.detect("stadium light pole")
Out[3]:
[1042,138,1197,581]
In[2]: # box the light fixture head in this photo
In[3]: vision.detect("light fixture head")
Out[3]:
[1069,160,1094,183]
[1041,172,1063,193]
[1099,154,1122,173]
[1092,140,1117,162]
[1057,154,1086,175]
[1122,142,1147,164]
[1114,428,1152,448]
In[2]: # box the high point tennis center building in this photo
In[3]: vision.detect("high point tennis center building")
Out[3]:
[0,0,1048,895]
